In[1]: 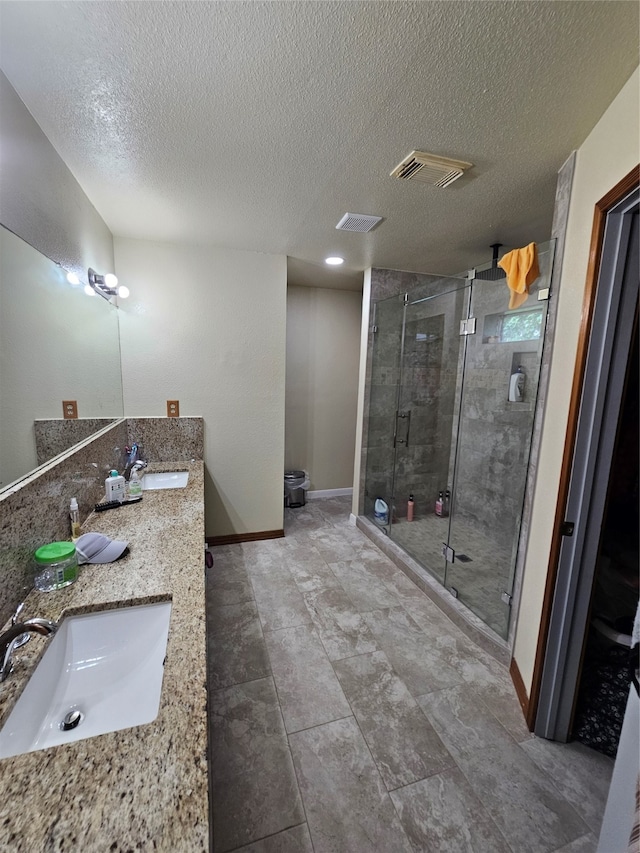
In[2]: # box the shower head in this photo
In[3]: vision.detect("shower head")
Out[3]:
[474,243,506,281]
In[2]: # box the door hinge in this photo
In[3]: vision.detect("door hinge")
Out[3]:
[449,586,459,598]
[371,324,378,333]
[501,591,513,606]
[561,521,575,537]
[441,543,455,563]
[459,317,476,336]
[537,288,550,301]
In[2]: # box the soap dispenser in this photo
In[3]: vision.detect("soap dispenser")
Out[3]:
[105,469,126,503]
[128,468,143,498]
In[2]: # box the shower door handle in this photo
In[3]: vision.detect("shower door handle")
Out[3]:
[393,410,411,448]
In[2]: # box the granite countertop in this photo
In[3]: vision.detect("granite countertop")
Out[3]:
[0,461,208,852]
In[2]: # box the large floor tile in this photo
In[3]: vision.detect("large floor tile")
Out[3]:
[328,558,401,611]
[307,529,362,562]
[283,541,342,593]
[520,737,613,835]
[552,833,598,853]
[289,717,413,853]
[417,683,517,760]
[471,676,532,742]
[456,739,590,853]
[390,767,512,852]
[251,570,313,633]
[207,558,255,608]
[264,624,352,733]
[333,651,454,790]
[210,678,305,853]
[362,606,463,696]
[207,600,271,690]
[234,824,314,852]
[303,586,379,661]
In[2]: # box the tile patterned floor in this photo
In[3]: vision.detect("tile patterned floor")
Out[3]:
[206,497,613,853]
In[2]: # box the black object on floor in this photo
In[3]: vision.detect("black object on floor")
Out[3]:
[572,632,638,758]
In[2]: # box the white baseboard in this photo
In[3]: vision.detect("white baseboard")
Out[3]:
[307,488,353,500]
[349,512,357,526]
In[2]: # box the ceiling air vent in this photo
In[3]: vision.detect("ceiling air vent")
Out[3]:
[336,213,383,233]
[390,151,472,188]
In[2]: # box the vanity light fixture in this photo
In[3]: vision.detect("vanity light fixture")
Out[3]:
[325,256,344,266]
[87,268,129,300]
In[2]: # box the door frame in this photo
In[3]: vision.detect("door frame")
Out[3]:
[528,165,639,734]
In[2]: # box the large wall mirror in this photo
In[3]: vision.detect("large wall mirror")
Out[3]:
[0,225,124,490]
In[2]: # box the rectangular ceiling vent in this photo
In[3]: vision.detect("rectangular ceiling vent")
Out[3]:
[390,151,472,188]
[336,212,383,232]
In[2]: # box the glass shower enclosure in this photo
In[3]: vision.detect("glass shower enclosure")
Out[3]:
[364,241,556,639]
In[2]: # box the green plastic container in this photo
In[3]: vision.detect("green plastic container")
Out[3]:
[33,541,78,592]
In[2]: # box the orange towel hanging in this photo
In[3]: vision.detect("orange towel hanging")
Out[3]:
[498,242,540,309]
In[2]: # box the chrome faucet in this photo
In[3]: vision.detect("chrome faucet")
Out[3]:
[0,618,58,682]
[123,443,146,480]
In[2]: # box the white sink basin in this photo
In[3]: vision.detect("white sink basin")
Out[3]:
[142,471,189,490]
[0,601,171,758]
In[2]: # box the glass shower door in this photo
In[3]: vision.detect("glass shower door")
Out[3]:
[387,280,469,583]
[363,294,405,528]
[445,240,556,637]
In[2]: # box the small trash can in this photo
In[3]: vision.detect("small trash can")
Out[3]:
[284,470,309,508]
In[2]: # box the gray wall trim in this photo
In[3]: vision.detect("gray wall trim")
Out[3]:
[507,152,577,649]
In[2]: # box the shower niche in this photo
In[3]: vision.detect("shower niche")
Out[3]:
[363,241,556,639]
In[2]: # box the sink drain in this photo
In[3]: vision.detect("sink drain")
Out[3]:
[60,710,84,732]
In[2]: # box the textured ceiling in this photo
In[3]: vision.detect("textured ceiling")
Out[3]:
[0,1,638,290]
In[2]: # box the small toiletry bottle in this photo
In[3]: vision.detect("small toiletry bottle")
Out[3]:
[435,491,443,517]
[443,490,451,518]
[69,497,81,540]
[407,494,415,522]
[128,468,143,498]
[105,469,126,503]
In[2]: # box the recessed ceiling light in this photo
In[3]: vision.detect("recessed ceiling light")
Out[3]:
[325,256,344,266]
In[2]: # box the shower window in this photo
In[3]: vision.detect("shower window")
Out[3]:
[482,307,544,343]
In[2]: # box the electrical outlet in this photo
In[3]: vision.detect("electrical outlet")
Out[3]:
[62,400,78,419]
[167,400,180,417]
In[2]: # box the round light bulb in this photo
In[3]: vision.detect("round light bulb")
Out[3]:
[66,271,80,285]
[84,284,96,297]
[117,285,130,299]
[325,256,344,266]
[104,273,118,287]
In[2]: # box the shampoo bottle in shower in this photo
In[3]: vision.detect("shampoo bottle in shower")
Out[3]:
[407,494,415,522]
[508,366,525,402]
[435,491,444,517]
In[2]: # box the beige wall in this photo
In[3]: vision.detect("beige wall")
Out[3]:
[513,67,640,691]
[114,237,287,538]
[0,229,122,487]
[285,285,361,491]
